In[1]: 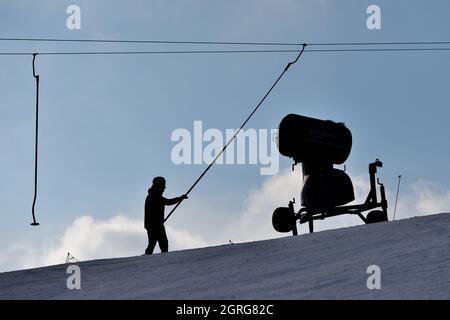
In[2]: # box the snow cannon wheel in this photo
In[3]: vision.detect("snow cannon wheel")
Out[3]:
[366,210,388,224]
[272,207,295,233]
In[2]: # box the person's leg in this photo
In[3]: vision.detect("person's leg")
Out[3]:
[145,229,157,255]
[159,226,169,253]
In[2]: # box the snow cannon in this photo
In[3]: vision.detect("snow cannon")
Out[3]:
[277,113,352,165]
[272,114,388,235]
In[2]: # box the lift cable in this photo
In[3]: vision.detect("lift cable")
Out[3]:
[164,44,307,223]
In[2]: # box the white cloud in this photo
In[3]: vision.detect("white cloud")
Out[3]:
[394,179,450,220]
[1,215,208,272]
[228,167,450,242]
[227,168,302,243]
[0,242,41,272]
[227,168,365,243]
[42,215,145,266]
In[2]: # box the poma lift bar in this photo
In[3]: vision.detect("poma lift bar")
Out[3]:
[272,114,388,235]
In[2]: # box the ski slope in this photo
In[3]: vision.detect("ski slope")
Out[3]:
[1,213,450,299]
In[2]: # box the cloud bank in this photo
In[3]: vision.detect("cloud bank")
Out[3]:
[2,169,449,272]
[0,215,207,272]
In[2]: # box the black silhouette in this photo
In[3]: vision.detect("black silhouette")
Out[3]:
[144,177,187,254]
[31,53,40,226]
[272,114,388,235]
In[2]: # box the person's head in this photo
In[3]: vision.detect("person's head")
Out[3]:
[152,176,166,194]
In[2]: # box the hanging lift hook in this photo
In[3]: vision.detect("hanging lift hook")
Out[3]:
[31,53,40,226]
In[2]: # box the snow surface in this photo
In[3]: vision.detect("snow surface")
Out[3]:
[1,213,450,299]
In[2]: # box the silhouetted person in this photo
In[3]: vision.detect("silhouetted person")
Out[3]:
[144,177,187,255]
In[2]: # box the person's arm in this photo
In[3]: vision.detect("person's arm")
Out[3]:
[163,194,188,206]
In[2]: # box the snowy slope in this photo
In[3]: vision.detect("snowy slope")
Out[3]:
[1,213,450,299]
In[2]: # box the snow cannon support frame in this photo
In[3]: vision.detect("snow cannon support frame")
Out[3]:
[273,159,389,235]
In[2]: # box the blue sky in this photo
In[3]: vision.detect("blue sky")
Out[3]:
[1,0,449,271]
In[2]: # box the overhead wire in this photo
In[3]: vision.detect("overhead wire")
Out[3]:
[0,47,449,56]
[0,37,450,47]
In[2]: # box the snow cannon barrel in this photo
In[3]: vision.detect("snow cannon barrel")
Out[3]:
[276,114,352,165]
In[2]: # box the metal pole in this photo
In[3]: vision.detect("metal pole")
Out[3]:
[393,175,402,221]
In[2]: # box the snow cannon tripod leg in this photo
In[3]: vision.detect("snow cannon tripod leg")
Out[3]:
[308,219,314,233]
[289,200,298,236]
[378,179,389,221]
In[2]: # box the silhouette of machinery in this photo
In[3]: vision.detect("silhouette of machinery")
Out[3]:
[272,114,388,235]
